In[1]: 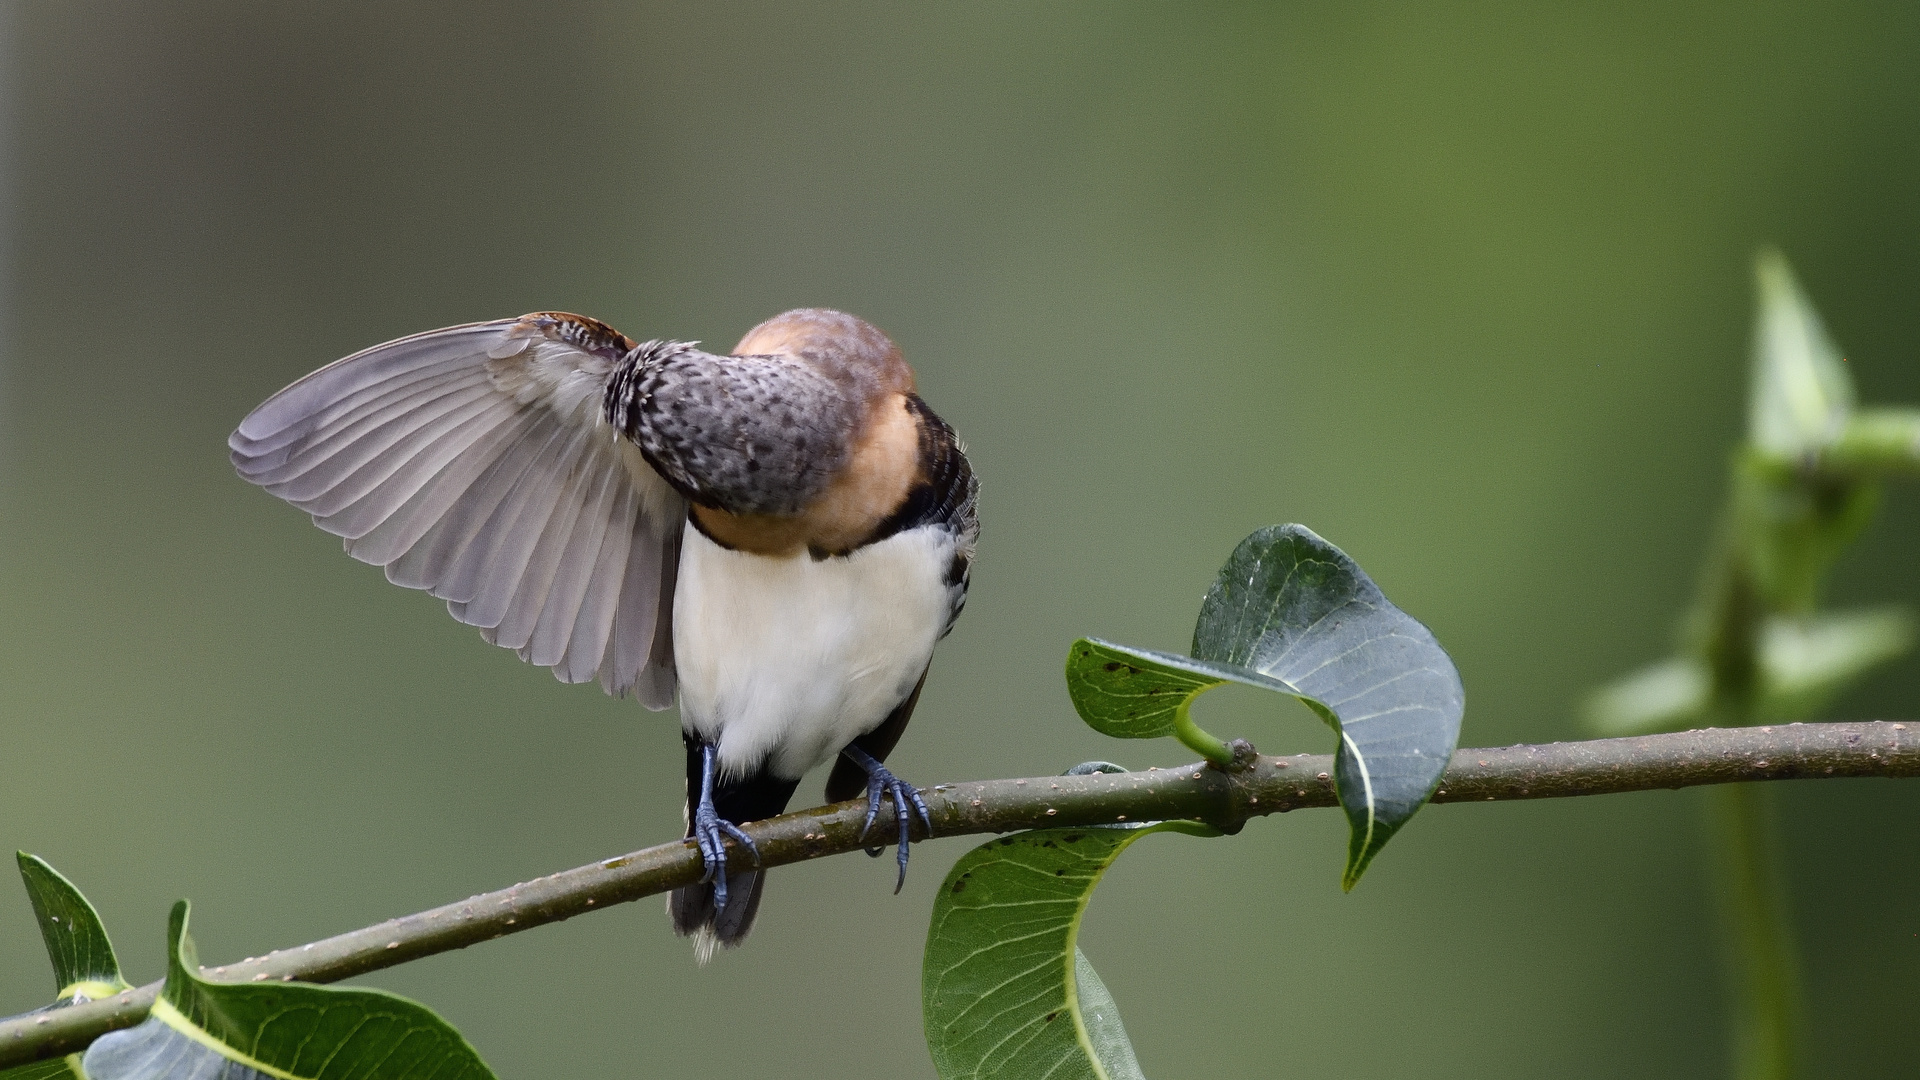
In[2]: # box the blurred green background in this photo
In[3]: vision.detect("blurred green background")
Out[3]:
[3,3,1917,1077]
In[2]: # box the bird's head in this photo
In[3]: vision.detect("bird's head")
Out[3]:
[733,308,916,401]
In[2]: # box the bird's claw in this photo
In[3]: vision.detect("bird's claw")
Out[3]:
[692,744,760,911]
[842,745,933,894]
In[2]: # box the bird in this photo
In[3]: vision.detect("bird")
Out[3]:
[229,307,978,959]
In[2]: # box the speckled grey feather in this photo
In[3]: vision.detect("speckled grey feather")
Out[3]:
[605,341,862,515]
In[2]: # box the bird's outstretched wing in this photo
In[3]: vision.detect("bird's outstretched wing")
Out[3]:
[230,313,687,707]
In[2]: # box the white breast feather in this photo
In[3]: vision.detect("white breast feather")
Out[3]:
[675,523,956,780]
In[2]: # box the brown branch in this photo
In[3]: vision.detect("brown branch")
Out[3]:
[2,720,1913,1068]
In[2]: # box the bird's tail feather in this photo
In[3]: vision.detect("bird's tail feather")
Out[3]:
[669,869,767,963]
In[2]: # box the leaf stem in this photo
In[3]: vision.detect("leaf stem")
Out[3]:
[1171,697,1234,766]
[0,720,1913,1070]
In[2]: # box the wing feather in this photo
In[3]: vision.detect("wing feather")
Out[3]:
[231,317,685,703]
[233,347,486,465]
[607,507,673,701]
[269,383,502,509]
[384,410,562,596]
[526,460,622,666]
[635,538,680,709]
[483,429,602,648]
[445,420,593,627]
[558,481,638,683]
[320,397,525,543]
[234,324,501,442]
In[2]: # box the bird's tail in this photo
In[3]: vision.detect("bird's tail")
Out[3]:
[670,737,800,962]
[669,869,768,964]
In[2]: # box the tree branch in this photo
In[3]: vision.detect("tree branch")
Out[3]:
[3,720,1913,1068]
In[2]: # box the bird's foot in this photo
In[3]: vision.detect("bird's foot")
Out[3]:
[692,744,760,912]
[840,744,933,893]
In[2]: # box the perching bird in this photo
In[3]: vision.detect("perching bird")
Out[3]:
[230,308,978,958]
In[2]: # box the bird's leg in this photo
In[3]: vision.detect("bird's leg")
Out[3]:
[691,743,760,912]
[839,743,934,893]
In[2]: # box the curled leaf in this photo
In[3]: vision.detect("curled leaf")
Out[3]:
[1067,525,1463,887]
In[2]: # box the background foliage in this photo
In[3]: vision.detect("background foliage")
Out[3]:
[2,3,1917,1077]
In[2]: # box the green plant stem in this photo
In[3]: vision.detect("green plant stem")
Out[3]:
[2,720,1914,1070]
[1172,698,1234,765]
[1708,783,1802,1080]
[1693,482,1818,1080]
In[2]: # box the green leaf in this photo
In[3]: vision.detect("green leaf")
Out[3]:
[83,902,497,1080]
[16,854,129,1004]
[1066,524,1465,887]
[1828,408,1920,476]
[1748,249,1853,459]
[1585,657,1709,736]
[1071,950,1143,1080]
[923,823,1212,1080]
[1762,607,1913,709]
[1587,607,1914,735]
[0,856,135,1080]
[1198,525,1465,885]
[1065,639,1293,761]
